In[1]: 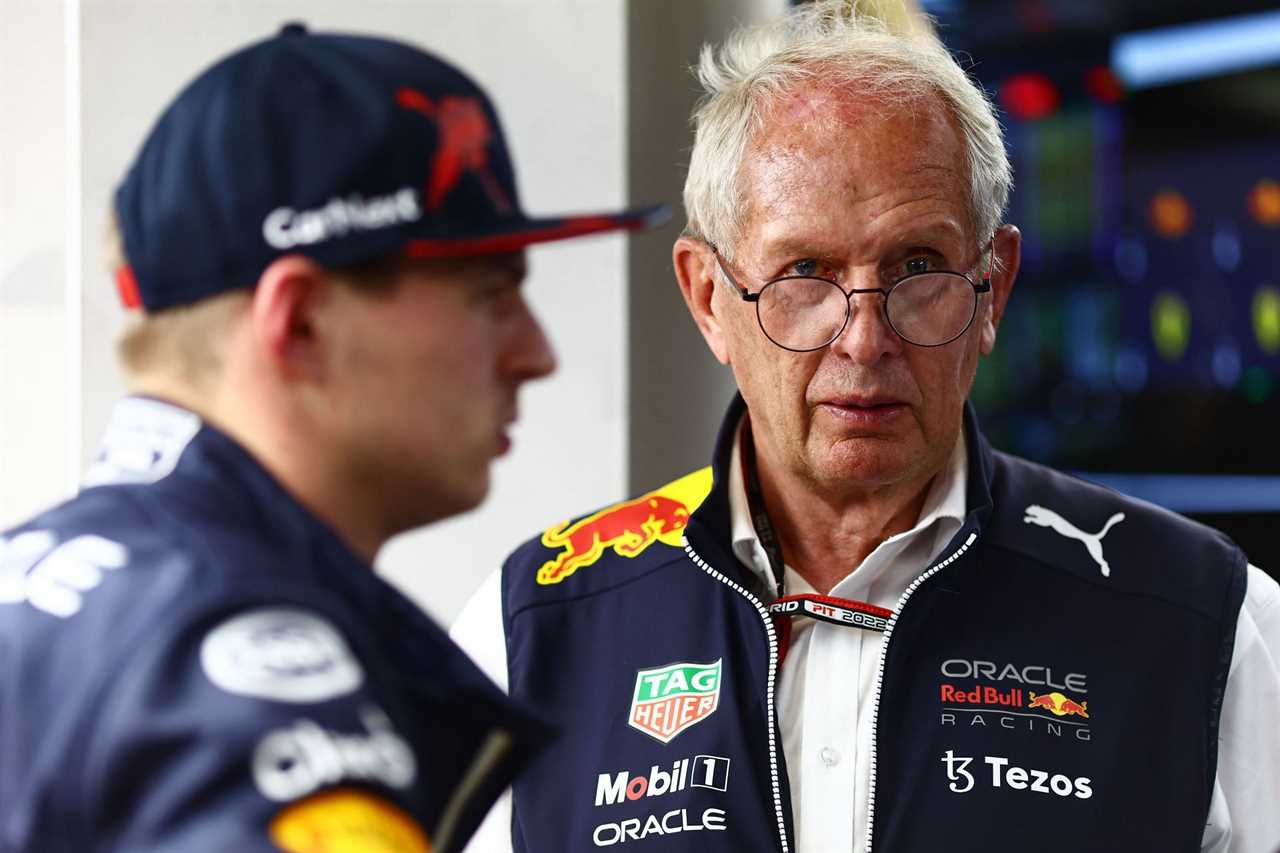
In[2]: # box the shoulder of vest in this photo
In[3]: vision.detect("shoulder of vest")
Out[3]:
[8,484,173,560]
[984,450,1246,619]
[501,467,715,612]
[6,483,314,606]
[2,487,272,673]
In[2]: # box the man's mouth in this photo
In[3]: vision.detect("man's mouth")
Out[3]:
[815,396,908,425]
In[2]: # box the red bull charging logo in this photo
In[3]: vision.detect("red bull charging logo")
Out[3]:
[536,468,712,585]
[1028,691,1089,719]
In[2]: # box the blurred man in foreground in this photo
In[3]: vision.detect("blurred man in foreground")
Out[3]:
[454,3,1280,851]
[0,23,662,852]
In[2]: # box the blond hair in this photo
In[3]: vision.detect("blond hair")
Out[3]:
[683,0,1011,260]
[105,210,247,389]
[106,210,407,389]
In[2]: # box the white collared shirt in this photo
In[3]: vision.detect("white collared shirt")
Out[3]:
[727,424,967,852]
[452,430,1280,853]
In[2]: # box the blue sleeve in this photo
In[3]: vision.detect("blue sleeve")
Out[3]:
[77,603,433,853]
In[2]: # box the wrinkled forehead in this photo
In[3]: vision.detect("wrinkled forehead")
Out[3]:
[761,79,913,131]
[738,83,974,245]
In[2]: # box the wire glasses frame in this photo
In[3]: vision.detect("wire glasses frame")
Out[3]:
[708,241,994,351]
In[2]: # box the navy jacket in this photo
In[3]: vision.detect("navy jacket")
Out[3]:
[0,398,547,853]
[500,396,1247,852]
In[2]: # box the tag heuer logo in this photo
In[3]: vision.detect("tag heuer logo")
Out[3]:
[629,659,721,743]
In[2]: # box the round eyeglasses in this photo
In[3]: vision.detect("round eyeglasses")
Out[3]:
[709,243,993,351]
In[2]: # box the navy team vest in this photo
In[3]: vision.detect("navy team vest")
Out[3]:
[500,396,1246,852]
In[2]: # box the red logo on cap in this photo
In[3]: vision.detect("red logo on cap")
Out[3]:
[396,87,512,215]
[115,264,143,309]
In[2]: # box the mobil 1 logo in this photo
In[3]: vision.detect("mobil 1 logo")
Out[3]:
[595,755,731,806]
[592,755,732,847]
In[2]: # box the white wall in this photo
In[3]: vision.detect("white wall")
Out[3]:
[0,0,73,524]
[1,0,783,624]
[626,0,782,493]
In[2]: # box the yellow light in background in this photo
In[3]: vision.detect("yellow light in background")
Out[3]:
[1148,189,1193,239]
[1254,286,1280,354]
[1152,292,1191,361]
[1249,179,1280,227]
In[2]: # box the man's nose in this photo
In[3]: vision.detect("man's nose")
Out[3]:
[508,299,557,382]
[829,288,902,365]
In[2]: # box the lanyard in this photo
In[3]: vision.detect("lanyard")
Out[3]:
[740,419,895,658]
[766,593,892,632]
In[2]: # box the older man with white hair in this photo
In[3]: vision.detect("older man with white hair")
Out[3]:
[454,4,1280,851]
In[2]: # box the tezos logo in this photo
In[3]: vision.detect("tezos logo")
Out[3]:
[595,755,730,807]
[629,660,721,743]
[941,750,1092,799]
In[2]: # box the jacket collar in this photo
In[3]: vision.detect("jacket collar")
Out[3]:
[685,393,996,594]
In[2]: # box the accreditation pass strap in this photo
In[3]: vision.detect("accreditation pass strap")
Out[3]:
[741,418,895,635]
[767,594,893,633]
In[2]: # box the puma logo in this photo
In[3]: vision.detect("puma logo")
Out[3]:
[1023,505,1125,578]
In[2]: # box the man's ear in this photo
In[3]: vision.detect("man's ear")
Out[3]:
[979,224,1021,356]
[673,237,731,365]
[250,255,332,381]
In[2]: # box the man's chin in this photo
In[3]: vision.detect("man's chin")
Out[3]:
[807,436,920,492]
[426,467,492,523]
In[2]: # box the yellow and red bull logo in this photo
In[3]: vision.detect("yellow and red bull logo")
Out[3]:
[629,659,722,744]
[536,468,712,585]
[1028,691,1089,719]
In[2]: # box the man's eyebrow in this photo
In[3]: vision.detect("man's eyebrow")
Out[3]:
[499,251,528,279]
[506,260,529,284]
[474,253,527,284]
[884,222,969,250]
[756,222,968,261]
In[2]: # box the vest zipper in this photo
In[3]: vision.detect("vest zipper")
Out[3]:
[862,529,978,853]
[684,541,790,853]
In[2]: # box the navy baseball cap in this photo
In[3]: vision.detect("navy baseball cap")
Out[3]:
[114,23,669,311]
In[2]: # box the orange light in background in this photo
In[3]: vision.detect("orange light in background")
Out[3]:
[1248,179,1280,227]
[1000,73,1060,121]
[1148,190,1194,239]
[1083,66,1124,104]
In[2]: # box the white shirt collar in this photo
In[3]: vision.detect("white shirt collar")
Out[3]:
[728,416,969,599]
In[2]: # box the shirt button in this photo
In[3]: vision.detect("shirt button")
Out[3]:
[820,747,841,767]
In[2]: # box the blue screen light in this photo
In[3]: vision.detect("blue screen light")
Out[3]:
[1113,10,1280,90]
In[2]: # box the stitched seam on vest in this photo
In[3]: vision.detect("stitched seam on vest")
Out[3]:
[1204,552,1248,813]
[683,541,790,853]
[865,529,978,853]
[983,541,1225,621]
[506,550,696,621]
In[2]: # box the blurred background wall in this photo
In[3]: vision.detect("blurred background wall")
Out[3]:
[914,0,1280,576]
[0,0,773,624]
[2,0,1278,626]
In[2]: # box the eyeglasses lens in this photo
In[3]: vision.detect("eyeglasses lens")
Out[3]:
[757,278,849,351]
[887,273,978,346]
[756,273,978,350]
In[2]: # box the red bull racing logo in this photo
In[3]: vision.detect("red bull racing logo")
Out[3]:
[536,468,712,585]
[939,658,1092,742]
[628,660,721,744]
[1028,691,1089,719]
